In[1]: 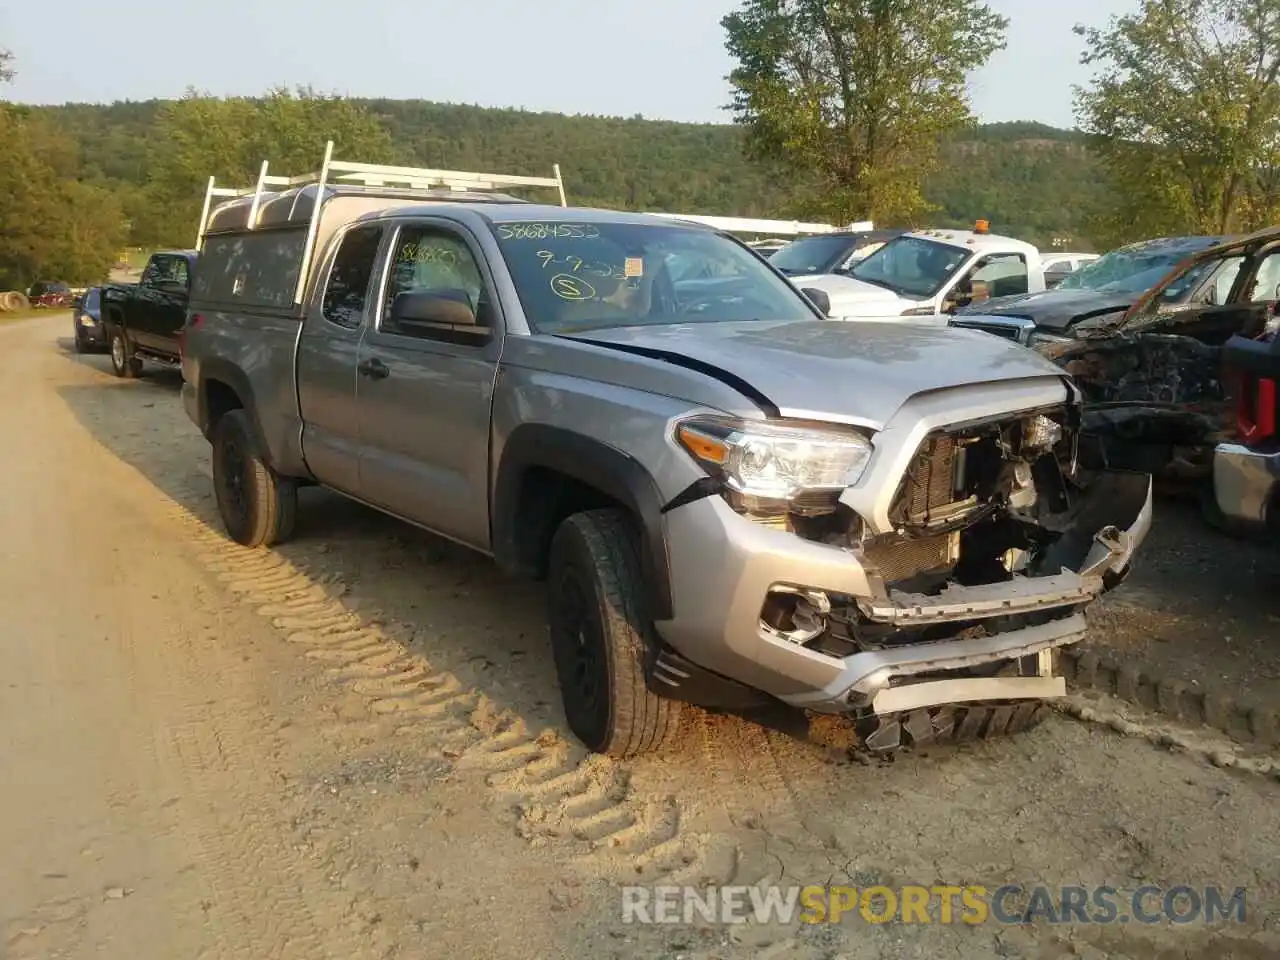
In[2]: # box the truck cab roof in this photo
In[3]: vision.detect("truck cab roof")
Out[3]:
[906,228,1040,259]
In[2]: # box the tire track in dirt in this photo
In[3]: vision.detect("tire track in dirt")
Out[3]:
[688,714,849,891]
[162,482,726,884]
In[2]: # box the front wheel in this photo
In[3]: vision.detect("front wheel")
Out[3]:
[211,410,297,548]
[108,328,142,378]
[547,509,682,758]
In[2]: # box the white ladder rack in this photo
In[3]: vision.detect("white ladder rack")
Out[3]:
[194,140,567,304]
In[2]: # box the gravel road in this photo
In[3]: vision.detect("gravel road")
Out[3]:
[3,312,1277,960]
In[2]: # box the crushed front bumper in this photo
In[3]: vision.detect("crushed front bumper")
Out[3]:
[656,470,1153,715]
[1214,442,1280,528]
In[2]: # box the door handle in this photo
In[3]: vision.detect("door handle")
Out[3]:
[357,357,390,380]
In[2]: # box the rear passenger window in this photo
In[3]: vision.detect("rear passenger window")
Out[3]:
[142,255,189,289]
[322,225,383,329]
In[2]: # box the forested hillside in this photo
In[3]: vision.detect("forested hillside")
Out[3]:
[32,99,1106,250]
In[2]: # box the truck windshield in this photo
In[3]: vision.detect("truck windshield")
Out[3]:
[848,236,969,300]
[491,220,817,334]
[769,236,857,276]
[1058,245,1208,296]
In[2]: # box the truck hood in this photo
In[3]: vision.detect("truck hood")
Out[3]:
[955,288,1134,332]
[788,273,916,318]
[563,320,1066,430]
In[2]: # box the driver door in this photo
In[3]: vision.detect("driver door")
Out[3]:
[355,219,501,550]
[1133,252,1264,346]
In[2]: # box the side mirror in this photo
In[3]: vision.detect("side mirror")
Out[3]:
[389,289,480,329]
[800,287,831,317]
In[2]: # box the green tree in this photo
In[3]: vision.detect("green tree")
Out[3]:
[722,0,1008,225]
[1075,0,1280,241]
[141,87,398,247]
[0,106,125,287]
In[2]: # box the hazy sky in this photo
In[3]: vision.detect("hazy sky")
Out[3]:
[2,0,1133,129]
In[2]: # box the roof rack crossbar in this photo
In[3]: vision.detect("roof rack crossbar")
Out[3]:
[326,158,564,194]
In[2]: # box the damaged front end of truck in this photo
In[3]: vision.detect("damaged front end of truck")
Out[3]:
[747,398,1151,751]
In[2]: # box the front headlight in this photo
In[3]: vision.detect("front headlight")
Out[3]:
[674,416,873,504]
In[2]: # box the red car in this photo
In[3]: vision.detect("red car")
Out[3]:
[27,280,73,308]
[1213,321,1280,530]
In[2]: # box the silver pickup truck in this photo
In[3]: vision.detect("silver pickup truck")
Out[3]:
[181,149,1153,758]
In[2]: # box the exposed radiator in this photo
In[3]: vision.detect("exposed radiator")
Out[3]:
[862,533,954,583]
[907,434,959,522]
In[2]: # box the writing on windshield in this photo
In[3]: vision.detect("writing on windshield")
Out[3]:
[490,221,815,334]
[849,236,969,299]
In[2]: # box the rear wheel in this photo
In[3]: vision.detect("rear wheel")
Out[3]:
[108,327,142,378]
[547,509,682,758]
[211,410,297,548]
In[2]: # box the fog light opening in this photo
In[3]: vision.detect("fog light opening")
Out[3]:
[760,587,831,645]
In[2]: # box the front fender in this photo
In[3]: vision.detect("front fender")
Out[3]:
[491,423,674,620]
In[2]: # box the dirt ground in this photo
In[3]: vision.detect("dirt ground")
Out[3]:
[3,312,1279,960]
[1089,505,1280,709]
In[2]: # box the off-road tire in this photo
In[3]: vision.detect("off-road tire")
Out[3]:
[211,410,298,548]
[108,326,142,378]
[547,509,682,758]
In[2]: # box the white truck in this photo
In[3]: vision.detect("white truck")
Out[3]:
[792,224,1047,324]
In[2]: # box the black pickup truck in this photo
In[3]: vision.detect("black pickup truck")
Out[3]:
[100,250,198,377]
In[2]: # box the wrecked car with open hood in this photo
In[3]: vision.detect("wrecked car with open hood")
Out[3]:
[955,229,1280,485]
[949,235,1230,347]
[179,147,1154,757]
